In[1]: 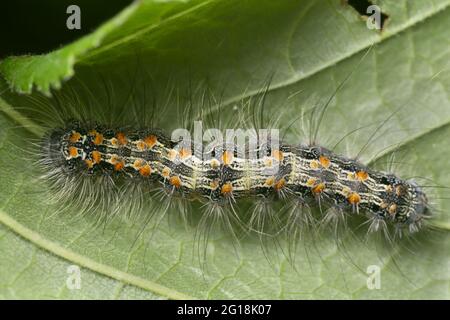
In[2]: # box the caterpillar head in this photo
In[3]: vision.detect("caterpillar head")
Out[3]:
[404,181,430,232]
[41,127,86,176]
[393,180,430,233]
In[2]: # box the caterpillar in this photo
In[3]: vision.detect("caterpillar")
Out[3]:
[41,121,429,238]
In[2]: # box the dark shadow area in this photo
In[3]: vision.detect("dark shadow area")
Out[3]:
[0,0,133,58]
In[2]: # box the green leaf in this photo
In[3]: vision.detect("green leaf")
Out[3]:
[0,0,209,94]
[1,0,449,299]
[0,224,166,299]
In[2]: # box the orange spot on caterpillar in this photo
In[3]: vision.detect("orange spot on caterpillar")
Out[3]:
[162,167,171,178]
[265,177,275,187]
[222,151,234,166]
[348,192,361,204]
[385,185,393,192]
[139,164,152,177]
[69,131,81,143]
[91,151,101,164]
[144,135,157,148]
[116,132,128,145]
[85,159,94,169]
[319,155,330,168]
[312,182,325,194]
[68,146,78,158]
[310,160,319,169]
[88,130,104,145]
[114,161,125,171]
[179,148,192,159]
[221,183,233,195]
[110,138,118,146]
[110,156,124,171]
[274,178,286,191]
[93,132,103,145]
[356,171,369,181]
[272,150,284,162]
[169,176,182,188]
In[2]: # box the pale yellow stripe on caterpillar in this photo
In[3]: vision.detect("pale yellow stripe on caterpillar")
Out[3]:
[287,153,310,189]
[286,151,297,186]
[177,152,203,191]
[185,156,203,191]
[244,157,273,191]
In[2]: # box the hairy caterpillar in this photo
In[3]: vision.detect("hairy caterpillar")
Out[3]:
[41,120,429,238]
